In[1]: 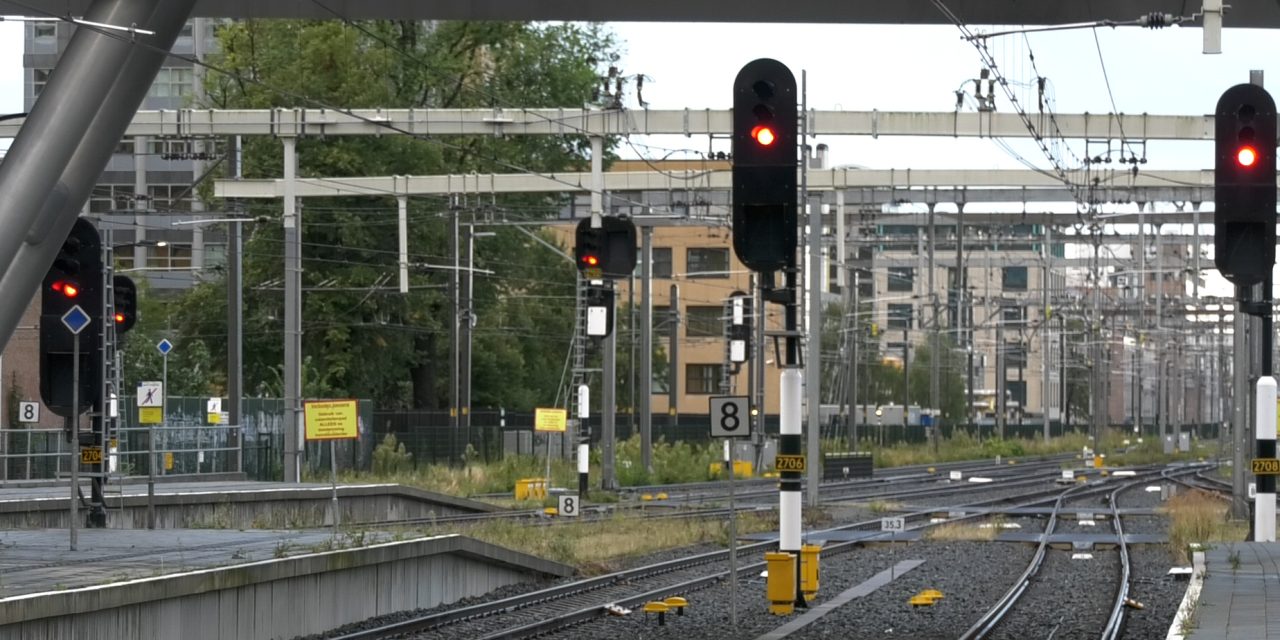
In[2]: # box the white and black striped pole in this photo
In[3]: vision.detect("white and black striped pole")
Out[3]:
[1255,375,1276,541]
[578,383,590,497]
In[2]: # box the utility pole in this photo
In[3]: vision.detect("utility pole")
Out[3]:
[805,196,822,509]
[847,270,860,449]
[282,136,302,483]
[996,317,1005,440]
[1042,225,1052,442]
[640,227,653,474]
[668,285,680,427]
[927,205,940,452]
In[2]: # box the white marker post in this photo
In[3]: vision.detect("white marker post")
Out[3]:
[1255,376,1277,542]
[779,369,803,604]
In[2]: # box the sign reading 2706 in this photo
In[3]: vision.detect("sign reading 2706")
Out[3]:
[775,454,806,472]
[709,396,751,438]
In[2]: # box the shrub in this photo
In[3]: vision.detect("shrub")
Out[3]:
[372,434,413,475]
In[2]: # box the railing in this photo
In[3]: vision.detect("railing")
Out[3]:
[0,424,243,482]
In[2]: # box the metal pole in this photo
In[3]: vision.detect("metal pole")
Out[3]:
[753,274,767,471]
[1042,225,1052,442]
[1256,275,1275,541]
[330,440,339,532]
[640,227,653,474]
[728,437,738,626]
[668,285,680,425]
[602,292,618,491]
[450,201,460,438]
[282,136,302,483]
[928,206,940,452]
[228,218,243,475]
[462,222,474,436]
[1233,285,1249,519]
[805,197,822,509]
[70,333,80,551]
[848,271,860,449]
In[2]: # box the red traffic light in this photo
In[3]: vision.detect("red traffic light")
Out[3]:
[1238,146,1258,167]
[583,255,600,267]
[114,312,126,324]
[51,280,80,298]
[751,125,776,146]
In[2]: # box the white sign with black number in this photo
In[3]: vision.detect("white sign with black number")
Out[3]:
[18,401,39,423]
[709,396,750,438]
[881,516,906,533]
[558,494,580,517]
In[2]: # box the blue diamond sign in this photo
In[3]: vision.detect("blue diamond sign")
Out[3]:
[61,305,91,335]
[157,339,174,356]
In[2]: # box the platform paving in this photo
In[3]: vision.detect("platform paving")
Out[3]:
[1185,542,1280,640]
[0,527,366,598]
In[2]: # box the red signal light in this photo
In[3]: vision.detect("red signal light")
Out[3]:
[114,312,126,324]
[1238,146,1259,167]
[751,125,776,146]
[51,280,80,298]
[583,255,600,267]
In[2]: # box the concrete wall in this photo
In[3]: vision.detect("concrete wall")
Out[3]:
[0,484,497,530]
[0,534,572,640]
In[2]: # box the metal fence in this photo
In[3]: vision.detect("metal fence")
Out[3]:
[0,396,374,483]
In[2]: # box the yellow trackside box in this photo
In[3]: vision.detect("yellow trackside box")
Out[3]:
[766,552,797,615]
[800,544,821,599]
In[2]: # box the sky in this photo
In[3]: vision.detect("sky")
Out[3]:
[3,17,1280,295]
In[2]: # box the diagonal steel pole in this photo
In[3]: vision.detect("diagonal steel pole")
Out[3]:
[0,0,194,351]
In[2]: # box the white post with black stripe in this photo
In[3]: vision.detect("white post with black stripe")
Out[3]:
[779,368,803,596]
[1255,375,1276,541]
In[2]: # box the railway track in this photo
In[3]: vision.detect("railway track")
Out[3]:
[329,461,1170,640]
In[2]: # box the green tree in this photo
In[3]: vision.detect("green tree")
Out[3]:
[907,336,968,422]
[161,20,619,409]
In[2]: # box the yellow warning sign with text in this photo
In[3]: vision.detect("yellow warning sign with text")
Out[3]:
[534,407,567,433]
[304,400,359,441]
[139,407,162,424]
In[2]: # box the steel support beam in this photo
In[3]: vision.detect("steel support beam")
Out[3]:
[0,0,193,351]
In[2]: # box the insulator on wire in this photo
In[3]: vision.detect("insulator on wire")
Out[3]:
[1139,12,1176,29]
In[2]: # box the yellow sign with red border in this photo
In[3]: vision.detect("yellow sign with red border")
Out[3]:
[304,399,359,441]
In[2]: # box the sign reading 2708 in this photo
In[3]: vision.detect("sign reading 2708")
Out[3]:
[709,396,751,438]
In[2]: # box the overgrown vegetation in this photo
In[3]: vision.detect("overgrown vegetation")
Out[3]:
[426,511,775,572]
[1162,489,1246,564]
[862,431,1090,468]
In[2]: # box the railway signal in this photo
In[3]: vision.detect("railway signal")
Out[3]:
[732,58,797,273]
[574,216,637,280]
[113,275,138,335]
[40,218,103,417]
[1214,83,1277,285]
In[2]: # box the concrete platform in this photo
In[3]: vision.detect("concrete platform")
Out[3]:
[0,528,573,640]
[0,480,498,529]
[1184,542,1280,639]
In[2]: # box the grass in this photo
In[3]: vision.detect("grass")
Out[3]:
[420,511,776,573]
[857,431,1091,468]
[923,520,999,541]
[1102,435,1217,467]
[1161,488,1247,564]
[865,499,903,514]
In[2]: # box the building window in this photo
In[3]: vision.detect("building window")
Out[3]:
[1002,266,1028,291]
[887,303,913,329]
[146,244,193,269]
[148,185,192,212]
[1006,381,1027,408]
[686,364,723,395]
[653,247,672,278]
[32,69,52,98]
[1003,342,1027,367]
[686,247,729,278]
[33,23,56,39]
[1001,306,1025,324]
[887,267,914,292]
[148,67,194,99]
[685,306,723,338]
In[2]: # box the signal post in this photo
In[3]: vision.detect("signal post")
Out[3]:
[1214,82,1278,541]
[731,58,806,613]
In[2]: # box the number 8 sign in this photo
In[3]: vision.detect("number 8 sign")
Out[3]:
[709,396,751,438]
[558,494,580,517]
